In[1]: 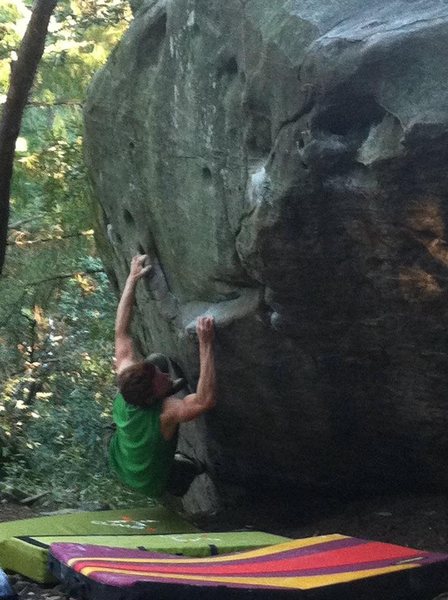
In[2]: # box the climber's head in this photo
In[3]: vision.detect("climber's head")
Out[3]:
[117,361,173,407]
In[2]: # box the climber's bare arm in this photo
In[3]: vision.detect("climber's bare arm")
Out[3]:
[161,316,216,439]
[115,254,151,373]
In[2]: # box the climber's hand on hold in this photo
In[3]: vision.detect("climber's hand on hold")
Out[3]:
[129,254,152,282]
[196,316,215,346]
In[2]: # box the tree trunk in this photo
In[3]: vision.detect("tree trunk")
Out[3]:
[0,0,58,276]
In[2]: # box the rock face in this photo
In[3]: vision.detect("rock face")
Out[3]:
[84,0,448,513]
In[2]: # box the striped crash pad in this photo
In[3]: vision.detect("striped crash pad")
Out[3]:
[0,569,16,600]
[49,534,448,600]
[0,505,198,583]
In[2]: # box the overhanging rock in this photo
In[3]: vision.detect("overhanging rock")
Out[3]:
[84,0,448,514]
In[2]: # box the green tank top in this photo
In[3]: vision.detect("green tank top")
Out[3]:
[109,393,177,498]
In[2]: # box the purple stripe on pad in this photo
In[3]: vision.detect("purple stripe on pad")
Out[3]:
[51,543,179,562]
[51,536,366,567]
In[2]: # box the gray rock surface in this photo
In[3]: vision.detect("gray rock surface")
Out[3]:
[84,0,448,514]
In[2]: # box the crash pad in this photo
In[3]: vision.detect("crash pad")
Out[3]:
[2,531,288,583]
[49,534,448,600]
[0,569,16,600]
[0,505,197,583]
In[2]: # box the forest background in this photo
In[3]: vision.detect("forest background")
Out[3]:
[0,0,148,509]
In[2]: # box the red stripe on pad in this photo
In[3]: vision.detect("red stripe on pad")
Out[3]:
[72,542,426,577]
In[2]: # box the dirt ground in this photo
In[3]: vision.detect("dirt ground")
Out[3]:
[3,493,448,599]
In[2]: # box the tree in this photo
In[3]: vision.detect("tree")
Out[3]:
[0,0,58,276]
[0,0,140,509]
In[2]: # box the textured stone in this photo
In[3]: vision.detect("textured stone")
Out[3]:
[84,0,448,513]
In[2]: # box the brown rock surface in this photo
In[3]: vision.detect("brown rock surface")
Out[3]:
[84,0,448,512]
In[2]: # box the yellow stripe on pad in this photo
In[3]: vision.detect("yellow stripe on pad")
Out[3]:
[67,534,347,567]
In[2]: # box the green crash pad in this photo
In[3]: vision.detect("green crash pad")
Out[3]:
[0,507,289,583]
[3,531,288,583]
[0,505,198,582]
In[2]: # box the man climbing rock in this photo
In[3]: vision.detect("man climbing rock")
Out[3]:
[108,254,216,498]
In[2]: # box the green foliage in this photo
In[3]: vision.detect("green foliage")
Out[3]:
[3,382,148,508]
[0,4,21,23]
[0,2,24,81]
[0,0,146,509]
[15,113,90,230]
[55,0,130,32]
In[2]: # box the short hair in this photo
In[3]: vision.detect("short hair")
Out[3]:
[117,361,156,407]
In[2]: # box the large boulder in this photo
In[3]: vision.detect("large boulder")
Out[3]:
[84,0,448,514]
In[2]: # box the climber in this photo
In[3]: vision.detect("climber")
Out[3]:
[107,254,216,498]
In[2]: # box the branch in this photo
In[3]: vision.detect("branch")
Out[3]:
[0,100,83,108]
[8,215,45,229]
[1,357,61,380]
[26,268,105,286]
[7,230,94,246]
[27,307,38,364]
[0,0,58,276]
[26,100,83,108]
